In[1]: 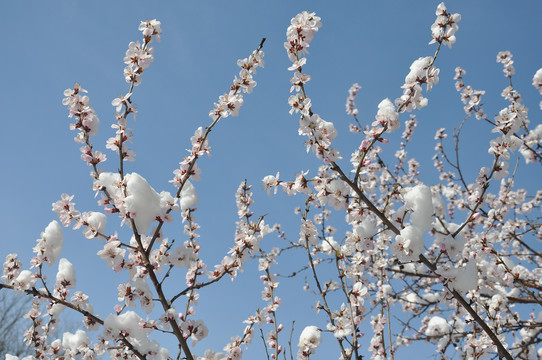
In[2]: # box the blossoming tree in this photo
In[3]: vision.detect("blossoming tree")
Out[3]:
[2,3,542,360]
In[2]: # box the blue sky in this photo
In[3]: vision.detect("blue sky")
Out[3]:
[1,1,541,359]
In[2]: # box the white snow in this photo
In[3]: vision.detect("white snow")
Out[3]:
[42,220,63,266]
[104,310,161,354]
[400,225,424,259]
[425,316,450,336]
[168,245,197,268]
[320,237,339,255]
[98,172,122,198]
[421,293,439,303]
[431,191,446,218]
[298,325,322,348]
[404,184,434,232]
[180,180,198,211]
[125,172,161,234]
[5,355,33,360]
[533,68,542,92]
[159,190,178,212]
[49,303,66,317]
[453,260,478,294]
[442,234,465,259]
[392,184,435,261]
[86,212,107,235]
[56,258,76,288]
[62,329,90,352]
[405,57,432,84]
[14,270,36,292]
[104,310,147,339]
[376,98,399,131]
[354,218,376,238]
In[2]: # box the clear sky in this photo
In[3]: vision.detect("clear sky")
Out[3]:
[1,1,541,359]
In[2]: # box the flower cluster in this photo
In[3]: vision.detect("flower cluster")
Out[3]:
[172,48,264,198]
[2,254,34,293]
[346,83,361,117]
[211,182,272,281]
[209,48,264,121]
[395,3,460,113]
[368,314,387,360]
[31,220,63,267]
[2,254,21,284]
[22,300,53,358]
[139,19,162,42]
[62,84,100,142]
[285,11,322,63]
[297,325,321,360]
[221,323,254,360]
[51,194,80,227]
[52,193,118,244]
[533,68,542,109]
[285,12,340,161]
[454,67,486,119]
[258,249,283,359]
[200,218,277,360]
[104,20,162,168]
[124,19,161,86]
[395,56,439,113]
[496,50,515,78]
[429,2,461,47]
[394,115,418,174]
[106,114,136,162]
[519,124,542,164]
[346,83,363,133]
[62,84,107,167]
[180,319,209,345]
[454,52,536,178]
[490,51,531,177]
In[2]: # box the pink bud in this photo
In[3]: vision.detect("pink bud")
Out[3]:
[359,139,371,151]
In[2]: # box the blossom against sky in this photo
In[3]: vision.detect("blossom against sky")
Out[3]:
[1,1,541,359]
